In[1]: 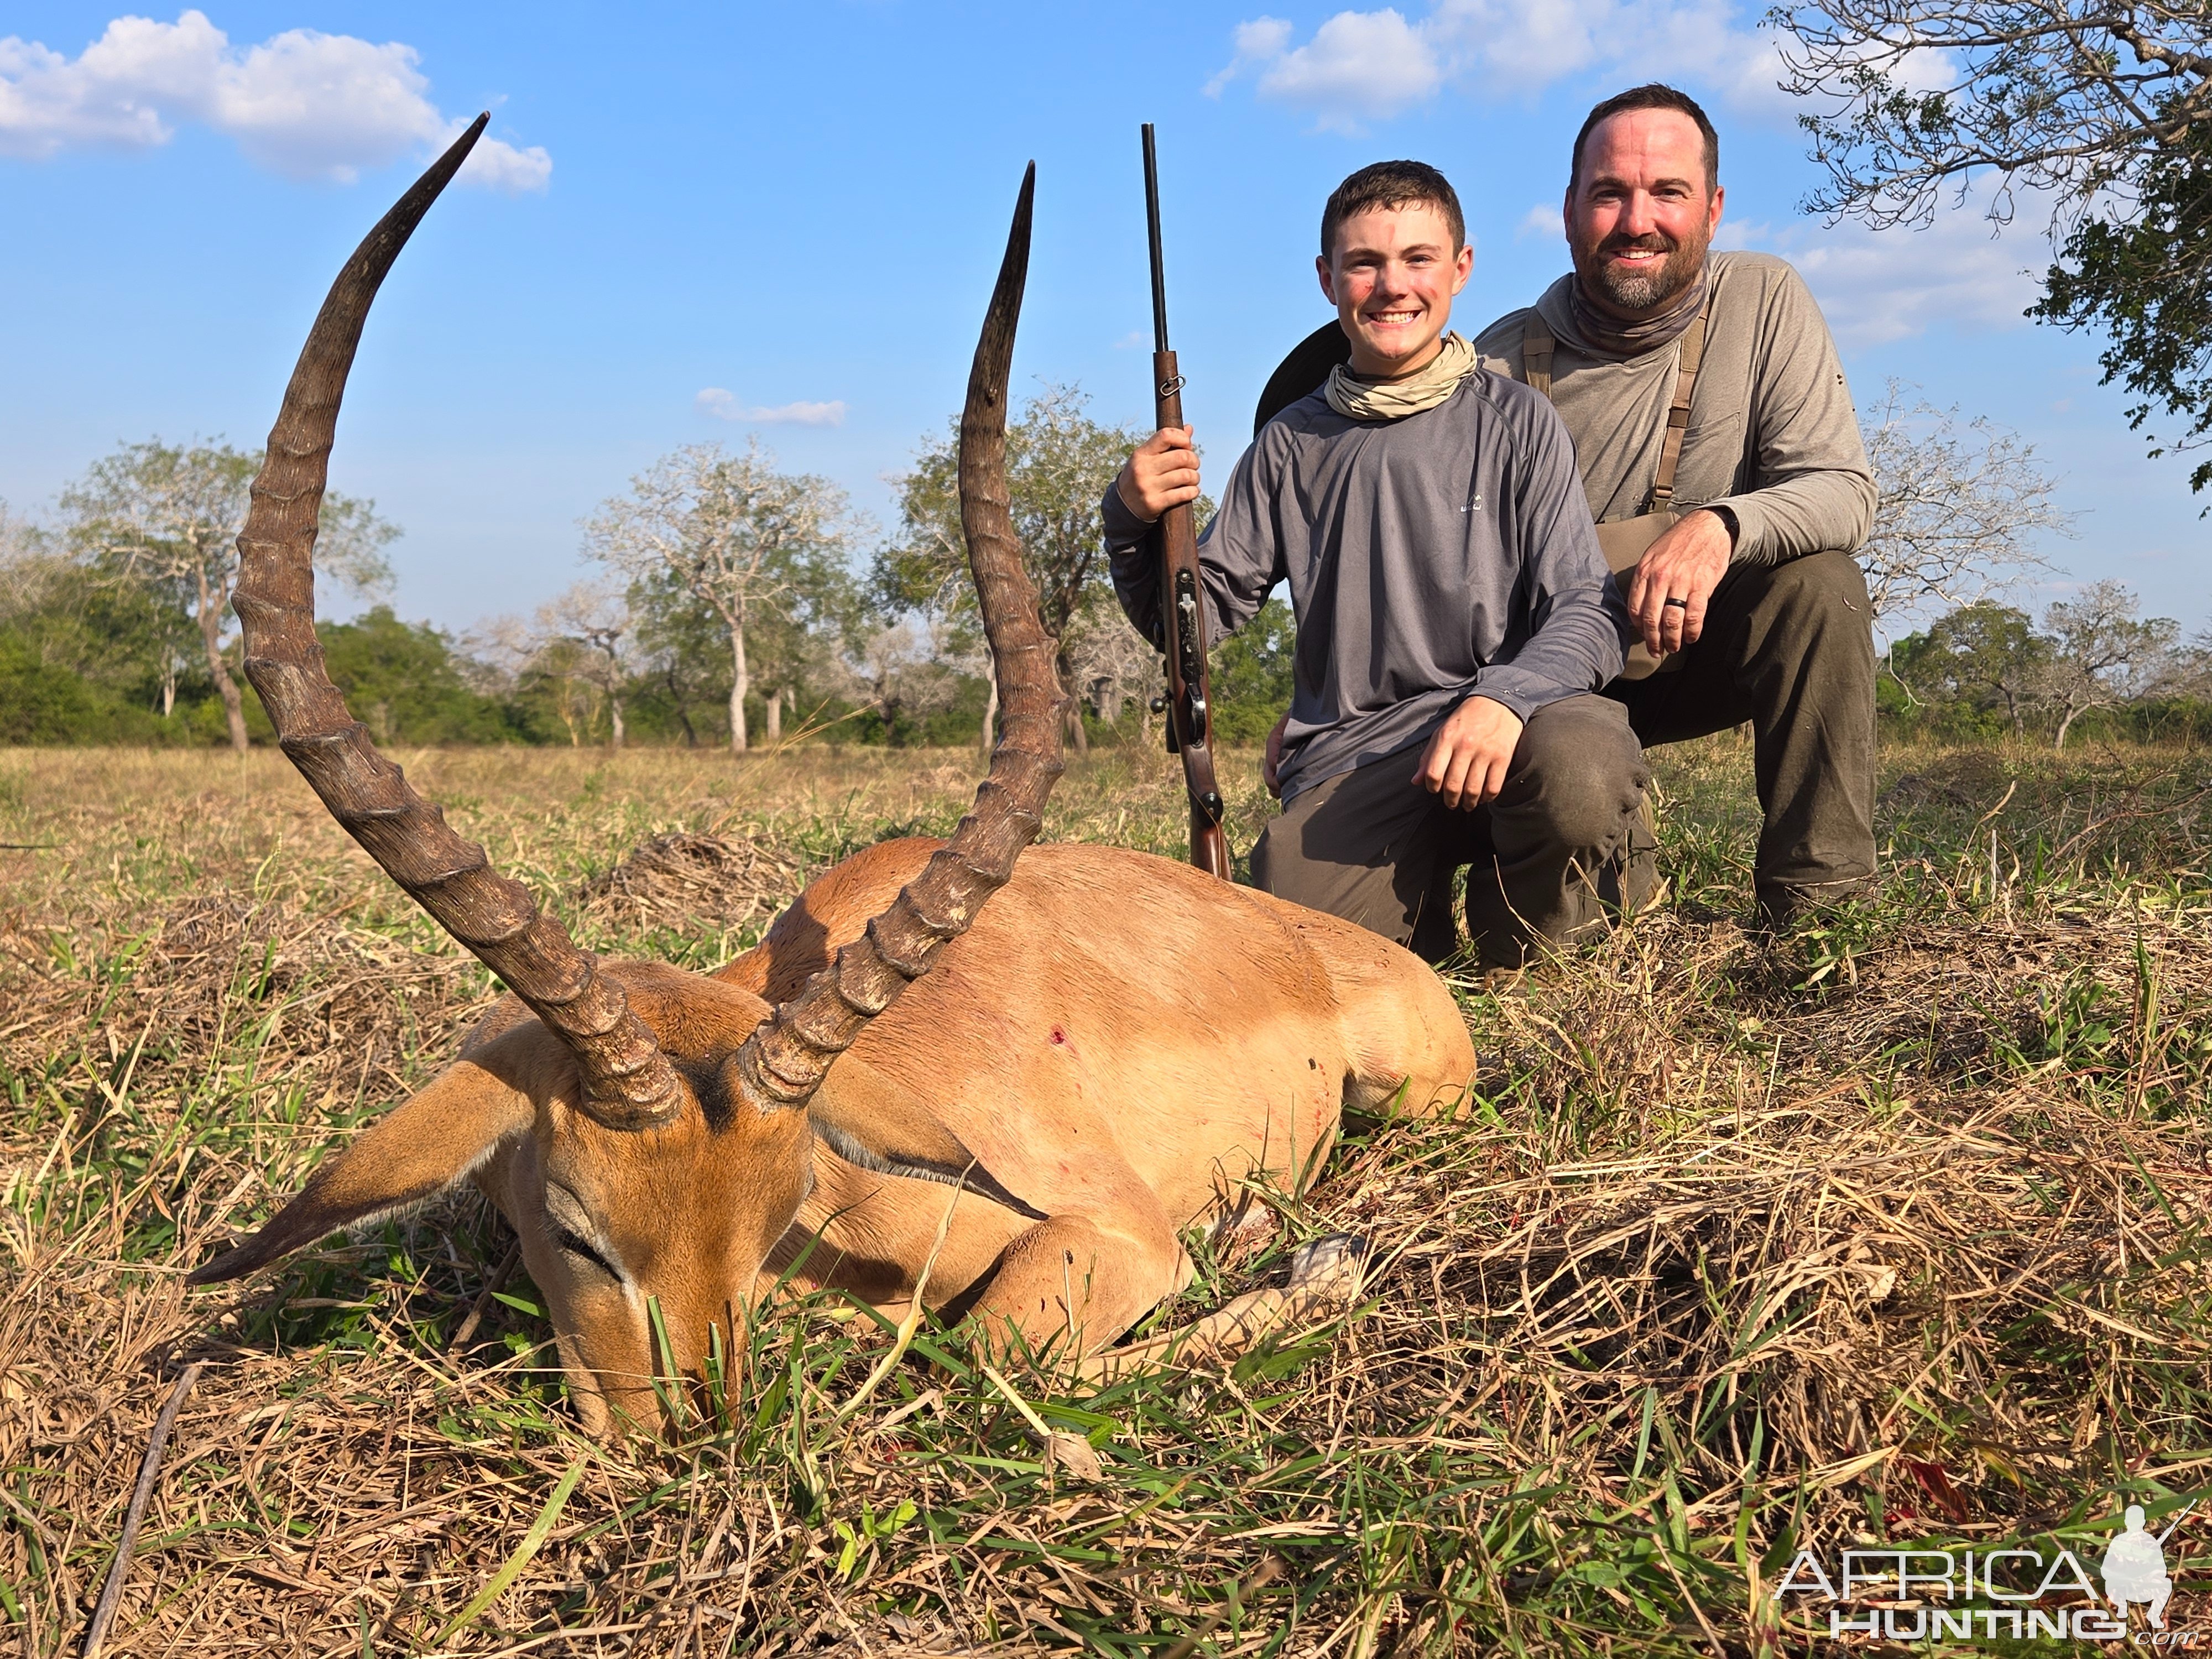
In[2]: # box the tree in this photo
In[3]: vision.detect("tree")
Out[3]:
[1208,594,1301,743]
[60,440,395,750]
[316,606,515,745]
[844,620,966,744]
[2034,579,2182,747]
[2035,124,2212,491]
[1893,600,2052,728]
[538,579,636,748]
[1859,382,2070,629]
[585,441,856,754]
[879,385,1159,756]
[628,588,727,749]
[0,517,174,743]
[1770,0,2212,489]
[1062,598,1160,731]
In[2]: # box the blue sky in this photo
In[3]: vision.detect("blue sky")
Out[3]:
[1,1,2203,638]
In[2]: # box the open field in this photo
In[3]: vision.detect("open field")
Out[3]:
[3,736,2210,1655]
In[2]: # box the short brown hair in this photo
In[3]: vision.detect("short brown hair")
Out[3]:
[1320,161,1466,259]
[1571,84,1719,192]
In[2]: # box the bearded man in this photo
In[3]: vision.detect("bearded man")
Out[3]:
[1257,86,1879,927]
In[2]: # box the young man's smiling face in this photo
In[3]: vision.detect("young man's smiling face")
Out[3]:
[1317,202,1473,379]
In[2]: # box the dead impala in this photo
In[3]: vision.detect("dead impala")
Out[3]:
[191,117,1478,1437]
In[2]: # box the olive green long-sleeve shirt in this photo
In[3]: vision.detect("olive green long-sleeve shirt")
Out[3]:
[1471,252,1875,568]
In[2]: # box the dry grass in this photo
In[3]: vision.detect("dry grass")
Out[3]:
[2,736,2209,1655]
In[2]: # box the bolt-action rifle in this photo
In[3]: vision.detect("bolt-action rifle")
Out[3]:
[1140,123,1231,880]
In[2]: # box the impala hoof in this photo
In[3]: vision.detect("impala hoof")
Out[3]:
[1281,1233,1369,1303]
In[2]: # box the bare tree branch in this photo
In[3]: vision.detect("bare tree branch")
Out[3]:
[1771,0,2212,233]
[1860,379,2072,629]
[60,440,395,750]
[2033,577,2183,744]
[583,440,854,755]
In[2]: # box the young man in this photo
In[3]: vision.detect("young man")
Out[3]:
[1104,161,1649,968]
[1259,92,1880,927]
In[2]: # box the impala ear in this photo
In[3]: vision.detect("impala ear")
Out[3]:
[804,1053,1046,1221]
[190,1031,544,1285]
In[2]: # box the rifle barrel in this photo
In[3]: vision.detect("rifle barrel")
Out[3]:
[1141,123,1169,354]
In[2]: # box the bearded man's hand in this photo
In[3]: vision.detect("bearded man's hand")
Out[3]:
[1624,508,1734,657]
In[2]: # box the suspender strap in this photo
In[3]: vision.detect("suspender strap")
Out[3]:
[1520,312,1554,397]
[1648,296,1711,512]
[1515,290,1717,513]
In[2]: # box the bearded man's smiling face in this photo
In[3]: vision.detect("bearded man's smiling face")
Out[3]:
[1565,108,1723,319]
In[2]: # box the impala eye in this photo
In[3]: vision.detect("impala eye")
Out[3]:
[552,1224,621,1281]
[543,1185,623,1281]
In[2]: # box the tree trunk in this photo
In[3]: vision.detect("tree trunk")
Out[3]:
[1057,659,1087,757]
[160,665,176,719]
[2054,703,2084,750]
[765,685,782,745]
[609,696,625,750]
[664,669,697,746]
[979,667,999,756]
[196,568,248,753]
[729,626,749,754]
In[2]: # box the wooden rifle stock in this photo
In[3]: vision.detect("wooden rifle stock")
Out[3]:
[1142,123,1232,880]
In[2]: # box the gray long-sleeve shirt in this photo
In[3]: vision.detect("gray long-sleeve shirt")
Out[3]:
[1104,368,1627,802]
[1470,252,1876,567]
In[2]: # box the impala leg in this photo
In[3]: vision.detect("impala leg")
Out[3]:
[967,1210,1192,1367]
[1081,1234,1370,1383]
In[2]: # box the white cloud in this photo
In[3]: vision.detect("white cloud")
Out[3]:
[1208,0,1786,130]
[1208,7,1441,130]
[1266,11,1442,132]
[1720,200,2040,347]
[1205,16,1295,96]
[0,11,549,190]
[1516,202,1563,241]
[696,389,847,427]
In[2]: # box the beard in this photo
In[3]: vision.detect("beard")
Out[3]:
[1574,226,1708,316]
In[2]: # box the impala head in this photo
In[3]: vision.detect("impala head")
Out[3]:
[189,120,1062,1437]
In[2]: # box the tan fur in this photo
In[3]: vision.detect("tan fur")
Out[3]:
[203,840,1474,1437]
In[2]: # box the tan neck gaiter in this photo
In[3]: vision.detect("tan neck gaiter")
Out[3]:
[1324,331,1478,421]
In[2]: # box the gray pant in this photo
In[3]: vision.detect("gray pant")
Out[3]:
[1251,694,1653,967]
[1608,549,1876,920]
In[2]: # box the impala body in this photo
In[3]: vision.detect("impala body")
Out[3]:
[191,122,1475,1437]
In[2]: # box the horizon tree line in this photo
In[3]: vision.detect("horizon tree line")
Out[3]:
[1,382,2206,753]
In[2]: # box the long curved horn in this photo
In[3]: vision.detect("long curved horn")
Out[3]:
[731,165,1064,1116]
[230,116,682,1131]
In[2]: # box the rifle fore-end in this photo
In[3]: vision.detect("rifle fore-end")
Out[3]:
[1151,346,1201,654]
[1146,347,1230,874]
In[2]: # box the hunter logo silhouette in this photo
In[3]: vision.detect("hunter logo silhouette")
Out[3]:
[2103,1501,2193,1629]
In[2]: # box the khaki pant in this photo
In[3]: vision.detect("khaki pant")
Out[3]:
[1607,549,1876,921]
[1252,694,1653,967]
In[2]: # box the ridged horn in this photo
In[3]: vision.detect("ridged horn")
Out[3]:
[229,116,682,1131]
[730,164,1065,1116]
